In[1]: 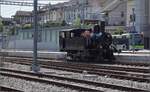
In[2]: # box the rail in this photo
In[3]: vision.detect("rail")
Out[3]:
[0,86,23,92]
[1,68,149,92]
[4,57,150,83]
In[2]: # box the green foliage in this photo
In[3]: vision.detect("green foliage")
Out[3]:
[73,17,81,28]
[22,24,32,29]
[43,21,63,27]
[0,19,3,32]
[14,16,20,20]
[61,20,67,26]
[113,27,124,35]
[81,23,93,29]
[9,27,16,35]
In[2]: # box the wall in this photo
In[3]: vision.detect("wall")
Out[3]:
[135,0,150,49]
[135,0,148,33]
[126,0,136,27]
[107,0,127,26]
[7,37,59,51]
[6,27,74,51]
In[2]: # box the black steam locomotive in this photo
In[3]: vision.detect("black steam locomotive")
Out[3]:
[59,22,115,62]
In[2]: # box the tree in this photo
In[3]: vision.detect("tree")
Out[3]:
[43,21,62,28]
[61,20,67,26]
[113,27,124,35]
[22,24,32,29]
[9,27,16,35]
[81,23,93,29]
[0,19,3,32]
[73,17,81,28]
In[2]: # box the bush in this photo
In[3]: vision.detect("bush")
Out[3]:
[22,24,32,29]
[43,21,63,28]
[61,20,67,26]
[10,27,15,35]
[0,19,3,32]
[73,17,81,28]
[113,27,124,35]
[81,23,93,29]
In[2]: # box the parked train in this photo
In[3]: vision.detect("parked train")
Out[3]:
[112,33,144,51]
[59,22,115,62]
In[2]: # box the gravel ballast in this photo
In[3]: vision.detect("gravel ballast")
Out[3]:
[1,62,150,91]
[0,76,79,92]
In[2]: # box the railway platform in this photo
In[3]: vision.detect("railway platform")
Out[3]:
[114,50,150,64]
[0,50,67,60]
[0,50,150,64]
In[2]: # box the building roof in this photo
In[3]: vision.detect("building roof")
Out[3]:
[15,11,32,17]
[2,17,12,21]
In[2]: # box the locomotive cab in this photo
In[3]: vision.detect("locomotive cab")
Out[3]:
[59,29,86,51]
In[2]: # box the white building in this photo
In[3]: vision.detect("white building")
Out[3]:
[135,0,150,49]
[14,11,33,24]
[64,0,104,24]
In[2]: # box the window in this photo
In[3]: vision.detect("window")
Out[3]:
[120,21,125,25]
[60,32,65,38]
[65,32,71,38]
[29,32,33,39]
[121,11,124,18]
[71,32,74,38]
[85,0,88,5]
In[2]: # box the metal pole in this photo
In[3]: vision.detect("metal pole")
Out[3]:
[49,3,51,21]
[132,8,135,53]
[32,0,40,72]
[14,21,16,51]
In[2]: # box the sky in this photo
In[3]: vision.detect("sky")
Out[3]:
[0,0,69,18]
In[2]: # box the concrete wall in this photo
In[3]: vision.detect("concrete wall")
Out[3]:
[5,27,74,51]
[7,39,59,51]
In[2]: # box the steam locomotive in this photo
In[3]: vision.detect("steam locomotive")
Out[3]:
[59,22,115,62]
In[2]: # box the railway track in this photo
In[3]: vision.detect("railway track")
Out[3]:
[0,86,23,92]
[4,57,150,83]
[5,56,150,75]
[5,55,150,67]
[112,61,150,67]
[1,68,149,92]
[5,56,150,74]
[47,61,150,73]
